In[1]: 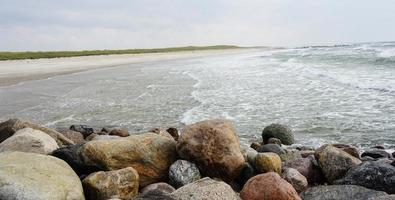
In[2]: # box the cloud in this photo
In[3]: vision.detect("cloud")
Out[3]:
[1,0,395,51]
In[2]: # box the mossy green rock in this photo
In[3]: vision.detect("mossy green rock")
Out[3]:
[0,151,84,200]
[262,124,295,145]
[254,152,282,174]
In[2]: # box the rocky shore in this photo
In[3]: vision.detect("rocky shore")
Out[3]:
[0,118,394,200]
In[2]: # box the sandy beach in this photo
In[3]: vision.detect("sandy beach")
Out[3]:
[0,48,254,87]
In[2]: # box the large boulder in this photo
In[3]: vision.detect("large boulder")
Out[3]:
[80,133,176,187]
[0,151,84,200]
[262,123,294,145]
[315,145,361,183]
[171,177,239,200]
[169,160,201,188]
[253,152,282,174]
[0,128,59,154]
[176,120,245,181]
[240,172,301,200]
[368,195,395,200]
[285,156,326,185]
[301,185,388,200]
[52,144,100,177]
[282,167,308,193]
[0,118,74,146]
[334,161,395,194]
[82,167,139,200]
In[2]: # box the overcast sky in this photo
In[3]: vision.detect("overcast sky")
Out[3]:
[1,0,395,51]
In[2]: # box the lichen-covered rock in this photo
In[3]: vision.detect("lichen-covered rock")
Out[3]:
[0,151,84,200]
[56,128,86,144]
[256,144,285,155]
[52,144,100,177]
[169,160,201,188]
[315,145,361,183]
[140,182,175,196]
[285,156,326,185]
[176,120,245,181]
[82,167,139,200]
[171,177,239,200]
[301,185,388,200]
[80,133,176,187]
[282,168,308,193]
[240,172,301,200]
[0,128,59,154]
[254,152,282,174]
[362,149,391,159]
[262,123,294,145]
[109,128,129,137]
[0,118,74,146]
[334,161,395,194]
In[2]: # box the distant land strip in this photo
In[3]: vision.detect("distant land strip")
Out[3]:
[0,45,242,61]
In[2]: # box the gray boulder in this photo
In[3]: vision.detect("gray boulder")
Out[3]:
[301,185,388,200]
[171,177,239,200]
[0,151,84,200]
[262,123,294,145]
[256,144,286,155]
[169,160,201,188]
[334,161,395,194]
[0,128,59,154]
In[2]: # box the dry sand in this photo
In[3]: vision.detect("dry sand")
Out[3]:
[0,49,255,87]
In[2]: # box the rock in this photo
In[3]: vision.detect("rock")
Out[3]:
[368,195,395,200]
[90,135,121,141]
[315,144,361,183]
[80,133,176,187]
[373,145,386,150]
[301,185,388,200]
[169,160,201,188]
[140,182,175,195]
[240,172,301,200]
[166,127,179,141]
[280,149,303,164]
[0,118,74,146]
[333,143,360,159]
[256,144,286,155]
[176,119,245,181]
[296,146,315,151]
[362,156,376,162]
[241,146,258,164]
[149,128,175,140]
[101,127,111,133]
[362,149,391,159]
[0,128,59,154]
[235,162,256,187]
[268,137,282,145]
[262,123,294,145]
[70,124,94,138]
[393,151,395,158]
[250,142,261,150]
[133,191,176,200]
[285,156,326,185]
[109,128,129,137]
[82,167,139,200]
[300,150,315,158]
[85,133,98,141]
[254,152,282,174]
[0,151,84,200]
[334,161,395,194]
[171,177,239,200]
[56,128,86,144]
[52,144,100,177]
[282,168,308,193]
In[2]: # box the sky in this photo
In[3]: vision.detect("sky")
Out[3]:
[1,0,395,51]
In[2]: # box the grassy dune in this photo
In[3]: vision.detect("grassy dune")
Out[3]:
[0,45,241,61]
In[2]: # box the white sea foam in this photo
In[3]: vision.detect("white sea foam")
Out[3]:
[378,48,395,58]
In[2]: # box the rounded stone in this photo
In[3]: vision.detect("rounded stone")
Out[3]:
[254,152,282,174]
[169,160,201,188]
[262,123,295,145]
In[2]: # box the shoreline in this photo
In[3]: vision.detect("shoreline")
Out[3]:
[0,48,258,87]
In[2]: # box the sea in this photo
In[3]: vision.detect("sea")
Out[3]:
[1,41,394,149]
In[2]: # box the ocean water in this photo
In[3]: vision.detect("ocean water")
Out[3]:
[1,42,395,149]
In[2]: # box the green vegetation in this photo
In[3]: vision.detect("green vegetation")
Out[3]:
[0,45,241,61]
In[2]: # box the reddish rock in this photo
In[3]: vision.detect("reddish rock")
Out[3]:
[109,129,129,137]
[56,128,85,144]
[282,167,308,193]
[240,172,301,200]
[176,119,245,182]
[285,156,326,185]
